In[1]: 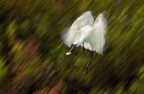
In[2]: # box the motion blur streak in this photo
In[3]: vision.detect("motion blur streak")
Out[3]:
[0,0,144,94]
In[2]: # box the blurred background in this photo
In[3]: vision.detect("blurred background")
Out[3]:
[0,0,144,94]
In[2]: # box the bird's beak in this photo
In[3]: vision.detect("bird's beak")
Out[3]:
[66,44,77,55]
[66,51,71,55]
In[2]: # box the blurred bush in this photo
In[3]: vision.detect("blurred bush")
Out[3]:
[0,0,144,94]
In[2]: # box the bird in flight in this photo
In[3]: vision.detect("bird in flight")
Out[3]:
[61,11,107,73]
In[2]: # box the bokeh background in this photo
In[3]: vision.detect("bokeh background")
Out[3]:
[0,0,144,94]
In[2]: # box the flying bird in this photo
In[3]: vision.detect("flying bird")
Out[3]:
[61,11,107,72]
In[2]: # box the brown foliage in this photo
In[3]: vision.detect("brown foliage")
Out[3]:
[36,79,65,94]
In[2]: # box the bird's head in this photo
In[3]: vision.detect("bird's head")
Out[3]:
[66,44,77,55]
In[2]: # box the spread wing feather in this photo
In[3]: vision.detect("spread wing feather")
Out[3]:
[61,11,94,47]
[92,13,107,54]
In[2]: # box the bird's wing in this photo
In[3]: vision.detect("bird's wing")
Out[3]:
[61,11,94,47]
[71,11,94,29]
[92,13,107,54]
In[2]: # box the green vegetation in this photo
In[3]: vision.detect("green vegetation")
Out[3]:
[0,0,144,94]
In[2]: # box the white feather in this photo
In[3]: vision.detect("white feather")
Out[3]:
[80,13,107,54]
[61,12,107,55]
[93,13,107,54]
[61,11,94,47]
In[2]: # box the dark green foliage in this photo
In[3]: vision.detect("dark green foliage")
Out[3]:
[0,0,144,94]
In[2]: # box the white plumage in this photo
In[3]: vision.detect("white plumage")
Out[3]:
[61,11,107,55]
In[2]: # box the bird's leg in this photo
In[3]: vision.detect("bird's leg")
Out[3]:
[86,51,94,74]
[66,44,77,55]
[71,43,85,65]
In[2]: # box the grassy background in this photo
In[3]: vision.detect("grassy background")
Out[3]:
[0,0,144,94]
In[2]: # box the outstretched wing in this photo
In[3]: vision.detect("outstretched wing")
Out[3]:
[61,11,94,47]
[71,11,94,29]
[93,13,107,54]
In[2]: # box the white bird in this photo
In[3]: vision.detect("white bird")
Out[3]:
[61,11,107,55]
[61,11,107,73]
